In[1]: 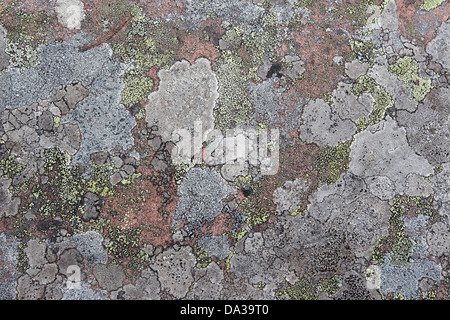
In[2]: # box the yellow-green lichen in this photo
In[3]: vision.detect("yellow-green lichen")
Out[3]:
[356,117,369,132]
[371,194,436,264]
[313,139,353,185]
[1,8,51,68]
[318,276,342,297]
[214,10,280,131]
[343,0,375,27]
[193,244,212,268]
[121,73,153,107]
[5,39,39,69]
[420,0,446,11]
[276,278,319,300]
[112,5,178,70]
[86,163,116,197]
[294,0,318,9]
[134,108,146,120]
[352,75,394,125]
[349,39,383,67]
[224,250,234,270]
[111,5,178,107]
[120,172,142,186]
[0,155,26,178]
[233,174,254,190]
[389,56,432,102]
[241,196,275,229]
[390,235,415,267]
[214,51,254,131]
[173,162,197,185]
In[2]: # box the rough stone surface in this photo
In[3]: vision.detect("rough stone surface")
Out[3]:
[1,0,449,302]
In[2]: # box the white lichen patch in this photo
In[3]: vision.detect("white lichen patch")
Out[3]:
[426,19,450,71]
[349,116,434,191]
[55,0,86,30]
[299,99,356,147]
[151,246,196,299]
[331,82,372,123]
[145,58,218,143]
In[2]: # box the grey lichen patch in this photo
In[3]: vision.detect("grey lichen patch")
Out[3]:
[151,246,196,299]
[349,116,434,192]
[379,253,441,299]
[426,222,450,258]
[430,163,450,223]
[230,236,289,296]
[388,56,432,103]
[331,82,373,123]
[197,234,230,260]
[56,231,108,266]
[187,261,224,299]
[299,99,356,147]
[248,77,303,137]
[174,167,234,235]
[0,232,20,300]
[306,174,391,259]
[180,0,265,32]
[63,282,107,300]
[345,60,369,80]
[0,25,10,71]
[367,56,417,112]
[24,239,47,268]
[273,178,308,215]
[0,178,20,217]
[397,87,450,166]
[145,58,218,143]
[0,35,136,166]
[377,0,399,32]
[426,19,450,71]
[0,35,106,111]
[114,269,161,300]
[93,263,126,292]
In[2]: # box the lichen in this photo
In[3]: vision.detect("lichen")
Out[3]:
[193,244,212,268]
[0,155,26,179]
[389,56,432,102]
[121,73,153,107]
[214,9,281,131]
[349,39,383,67]
[213,51,254,131]
[111,5,178,107]
[276,277,318,300]
[420,0,446,11]
[313,140,352,185]
[371,194,437,264]
[318,276,342,297]
[352,75,394,125]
